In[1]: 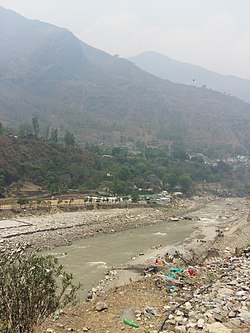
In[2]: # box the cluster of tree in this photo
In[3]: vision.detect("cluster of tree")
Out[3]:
[0,118,75,146]
[0,127,246,197]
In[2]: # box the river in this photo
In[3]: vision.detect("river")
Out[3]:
[43,197,248,296]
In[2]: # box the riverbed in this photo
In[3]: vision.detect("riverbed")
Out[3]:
[42,197,248,297]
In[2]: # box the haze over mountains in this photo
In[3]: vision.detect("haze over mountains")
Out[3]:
[0,6,250,155]
[129,51,250,104]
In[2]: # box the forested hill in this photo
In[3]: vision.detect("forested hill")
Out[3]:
[0,135,92,195]
[0,135,248,198]
[0,6,250,154]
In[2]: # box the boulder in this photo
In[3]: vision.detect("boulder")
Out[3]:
[205,322,232,333]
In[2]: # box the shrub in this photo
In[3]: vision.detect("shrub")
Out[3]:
[0,244,80,333]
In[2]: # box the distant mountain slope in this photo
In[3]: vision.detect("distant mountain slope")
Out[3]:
[0,6,250,155]
[129,51,250,104]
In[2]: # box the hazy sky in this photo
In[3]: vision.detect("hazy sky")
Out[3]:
[0,0,250,79]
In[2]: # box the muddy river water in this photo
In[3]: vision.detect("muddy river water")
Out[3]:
[42,198,248,297]
[45,220,195,293]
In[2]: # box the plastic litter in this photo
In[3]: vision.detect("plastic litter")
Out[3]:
[170,267,183,272]
[167,285,174,292]
[165,273,177,279]
[123,318,139,328]
[188,268,197,276]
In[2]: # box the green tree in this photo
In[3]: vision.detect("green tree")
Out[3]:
[45,125,50,141]
[18,124,33,139]
[50,128,58,143]
[32,117,40,140]
[172,143,188,160]
[117,166,131,181]
[17,197,29,207]
[179,173,192,193]
[0,244,80,333]
[0,122,4,135]
[64,130,75,146]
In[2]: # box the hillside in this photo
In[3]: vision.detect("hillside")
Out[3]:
[129,51,250,104]
[0,6,250,154]
[0,135,92,196]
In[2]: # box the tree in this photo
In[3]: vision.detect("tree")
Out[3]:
[64,130,75,146]
[32,117,40,140]
[45,125,50,141]
[172,143,188,160]
[50,128,58,143]
[0,244,80,333]
[0,122,4,135]
[179,173,192,193]
[18,124,33,139]
[17,197,29,207]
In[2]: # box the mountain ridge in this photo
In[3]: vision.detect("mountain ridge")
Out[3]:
[0,6,250,155]
[129,51,250,104]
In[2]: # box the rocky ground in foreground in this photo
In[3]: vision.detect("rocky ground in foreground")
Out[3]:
[38,246,250,333]
[37,199,250,333]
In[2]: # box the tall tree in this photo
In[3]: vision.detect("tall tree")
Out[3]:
[64,130,75,146]
[50,128,58,143]
[32,117,40,140]
[45,125,50,141]
[0,122,4,135]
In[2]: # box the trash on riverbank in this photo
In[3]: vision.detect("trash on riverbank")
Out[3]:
[123,318,139,328]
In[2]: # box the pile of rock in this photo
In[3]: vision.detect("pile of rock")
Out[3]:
[160,251,249,333]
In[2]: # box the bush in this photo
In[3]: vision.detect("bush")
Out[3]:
[17,197,29,206]
[0,244,80,333]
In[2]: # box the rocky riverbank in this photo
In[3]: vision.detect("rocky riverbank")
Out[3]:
[36,197,249,333]
[0,195,215,250]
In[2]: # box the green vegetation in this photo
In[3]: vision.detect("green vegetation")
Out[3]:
[0,244,80,333]
[1,133,245,197]
[0,118,248,197]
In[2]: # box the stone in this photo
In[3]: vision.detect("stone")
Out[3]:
[185,302,192,310]
[236,290,247,296]
[229,318,241,326]
[197,318,205,328]
[144,306,157,316]
[204,322,232,333]
[175,326,187,333]
[238,309,250,323]
[187,329,198,333]
[228,311,236,318]
[213,312,224,322]
[95,301,108,311]
[175,315,184,324]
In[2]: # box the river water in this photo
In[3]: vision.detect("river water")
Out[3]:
[43,198,247,296]
[44,219,196,293]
